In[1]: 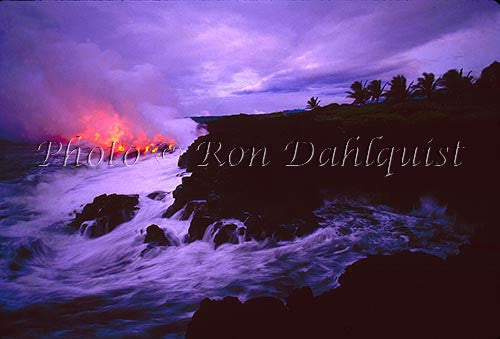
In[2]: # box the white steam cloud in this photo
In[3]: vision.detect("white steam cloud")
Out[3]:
[0,8,186,144]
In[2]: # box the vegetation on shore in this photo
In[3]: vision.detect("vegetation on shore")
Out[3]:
[193,61,499,126]
[343,61,497,106]
[182,61,500,339]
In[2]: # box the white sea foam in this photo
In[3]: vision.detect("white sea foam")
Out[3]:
[0,122,471,336]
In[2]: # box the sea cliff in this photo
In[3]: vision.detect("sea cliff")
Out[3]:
[172,100,499,337]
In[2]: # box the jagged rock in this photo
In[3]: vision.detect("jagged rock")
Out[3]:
[144,224,170,246]
[147,191,168,201]
[162,186,185,218]
[163,176,212,218]
[180,201,207,220]
[164,98,500,247]
[186,297,243,339]
[141,224,180,256]
[188,214,215,241]
[243,214,265,240]
[70,194,139,238]
[162,201,183,218]
[186,246,500,338]
[213,223,238,248]
[186,296,291,339]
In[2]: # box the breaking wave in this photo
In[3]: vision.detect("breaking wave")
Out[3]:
[0,124,471,336]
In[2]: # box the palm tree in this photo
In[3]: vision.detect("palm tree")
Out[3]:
[412,72,440,99]
[346,81,370,105]
[440,68,475,99]
[384,75,414,101]
[306,96,321,110]
[367,80,387,103]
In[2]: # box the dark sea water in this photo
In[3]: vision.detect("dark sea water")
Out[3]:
[0,128,472,337]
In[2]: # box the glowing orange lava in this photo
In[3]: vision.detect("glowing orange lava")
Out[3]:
[76,109,175,153]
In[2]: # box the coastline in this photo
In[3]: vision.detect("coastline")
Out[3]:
[176,100,499,337]
[1,2,500,337]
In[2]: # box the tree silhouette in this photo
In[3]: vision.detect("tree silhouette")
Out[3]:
[476,61,500,90]
[440,68,474,99]
[384,75,414,101]
[306,96,321,110]
[346,81,370,105]
[367,80,387,103]
[412,72,440,99]
[475,61,500,102]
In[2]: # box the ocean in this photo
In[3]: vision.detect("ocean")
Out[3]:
[0,120,471,337]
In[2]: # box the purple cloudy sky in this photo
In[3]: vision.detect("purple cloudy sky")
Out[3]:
[0,1,499,141]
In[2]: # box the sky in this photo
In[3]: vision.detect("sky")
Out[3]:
[0,1,499,141]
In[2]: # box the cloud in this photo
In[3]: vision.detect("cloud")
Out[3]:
[0,5,179,141]
[0,1,499,140]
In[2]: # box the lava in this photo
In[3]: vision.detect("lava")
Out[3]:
[76,109,175,154]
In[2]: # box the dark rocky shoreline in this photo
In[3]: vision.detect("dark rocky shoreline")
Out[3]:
[173,100,499,337]
[186,225,500,338]
[60,99,499,337]
[70,193,139,238]
[167,100,498,247]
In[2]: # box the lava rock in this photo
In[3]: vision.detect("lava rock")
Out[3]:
[141,224,180,256]
[186,249,500,338]
[162,185,188,218]
[162,177,212,218]
[186,296,292,339]
[180,200,207,220]
[187,208,215,241]
[70,193,139,238]
[213,223,238,248]
[162,201,183,218]
[186,296,243,339]
[147,191,168,201]
[144,224,170,246]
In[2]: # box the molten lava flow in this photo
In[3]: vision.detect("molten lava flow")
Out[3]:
[76,109,175,153]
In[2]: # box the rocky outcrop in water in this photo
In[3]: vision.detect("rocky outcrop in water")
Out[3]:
[144,224,179,247]
[212,223,239,248]
[141,224,179,255]
[187,295,292,339]
[144,224,171,246]
[70,194,139,237]
[146,191,169,201]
